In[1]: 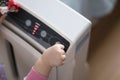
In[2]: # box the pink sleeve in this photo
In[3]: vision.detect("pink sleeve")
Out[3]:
[24,67,48,80]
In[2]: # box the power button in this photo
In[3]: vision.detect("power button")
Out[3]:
[40,30,47,38]
[25,19,32,27]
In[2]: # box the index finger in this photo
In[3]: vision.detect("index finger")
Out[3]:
[55,43,65,50]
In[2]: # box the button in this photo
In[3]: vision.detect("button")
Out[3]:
[25,19,32,27]
[33,30,36,33]
[34,27,38,30]
[32,32,35,35]
[40,30,47,38]
[35,24,39,29]
[48,36,62,45]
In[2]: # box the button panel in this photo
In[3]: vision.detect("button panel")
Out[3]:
[6,8,70,52]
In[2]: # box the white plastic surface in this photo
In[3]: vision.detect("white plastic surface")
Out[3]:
[16,0,91,42]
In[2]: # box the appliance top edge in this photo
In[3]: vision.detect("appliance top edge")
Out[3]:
[16,0,91,42]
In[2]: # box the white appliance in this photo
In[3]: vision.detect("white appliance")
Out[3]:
[0,0,91,80]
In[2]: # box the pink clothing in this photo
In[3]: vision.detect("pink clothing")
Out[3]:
[25,67,48,80]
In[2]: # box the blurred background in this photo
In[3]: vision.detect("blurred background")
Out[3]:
[62,0,120,80]
[88,0,120,80]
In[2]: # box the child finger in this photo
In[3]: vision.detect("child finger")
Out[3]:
[56,43,65,50]
[61,54,66,61]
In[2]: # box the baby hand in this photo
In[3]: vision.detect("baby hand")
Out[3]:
[42,44,66,67]
[34,44,66,77]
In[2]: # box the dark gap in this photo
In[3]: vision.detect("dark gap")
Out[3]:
[6,41,19,78]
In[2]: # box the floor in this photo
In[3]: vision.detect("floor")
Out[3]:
[88,1,120,79]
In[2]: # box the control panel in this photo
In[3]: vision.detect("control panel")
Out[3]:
[6,8,70,52]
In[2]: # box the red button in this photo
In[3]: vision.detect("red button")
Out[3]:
[35,25,39,29]
[34,27,38,30]
[32,32,35,35]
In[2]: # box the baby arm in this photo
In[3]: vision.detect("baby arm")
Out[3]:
[25,44,66,80]
[34,43,66,77]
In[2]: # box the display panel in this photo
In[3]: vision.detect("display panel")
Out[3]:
[6,8,70,52]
